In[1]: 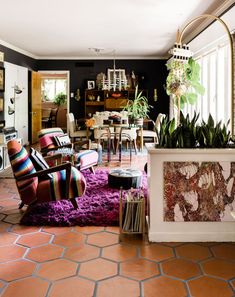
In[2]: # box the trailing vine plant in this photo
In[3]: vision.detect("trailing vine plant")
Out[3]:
[166,58,205,123]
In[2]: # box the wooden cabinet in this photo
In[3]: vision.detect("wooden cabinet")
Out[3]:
[85,89,148,117]
[85,90,105,118]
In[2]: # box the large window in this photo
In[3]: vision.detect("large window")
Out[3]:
[41,76,67,102]
[183,41,231,125]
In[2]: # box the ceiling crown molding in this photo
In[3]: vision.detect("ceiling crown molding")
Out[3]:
[0,38,36,59]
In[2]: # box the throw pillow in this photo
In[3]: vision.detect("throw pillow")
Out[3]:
[54,134,71,147]
[29,148,53,179]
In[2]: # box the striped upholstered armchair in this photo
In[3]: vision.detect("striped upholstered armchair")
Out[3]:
[38,128,98,173]
[7,140,86,210]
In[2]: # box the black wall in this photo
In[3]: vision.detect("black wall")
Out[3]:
[37,59,169,121]
[0,43,170,123]
[0,44,37,70]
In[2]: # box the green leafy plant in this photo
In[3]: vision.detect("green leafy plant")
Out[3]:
[166,58,205,109]
[156,116,178,148]
[156,112,231,149]
[199,114,230,148]
[177,111,199,148]
[54,92,67,106]
[123,86,152,120]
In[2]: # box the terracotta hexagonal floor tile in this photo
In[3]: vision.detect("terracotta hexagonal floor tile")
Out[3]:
[3,213,22,224]
[0,199,18,211]
[162,258,201,280]
[0,192,14,200]
[188,276,233,297]
[64,243,100,262]
[160,242,183,247]
[26,244,64,262]
[102,243,137,262]
[211,243,235,261]
[0,222,11,232]
[74,226,105,234]
[175,243,211,262]
[143,276,187,297]
[53,232,85,247]
[121,258,159,280]
[1,277,49,297]
[105,226,120,234]
[16,232,52,247]
[79,258,117,281]
[230,279,235,290]
[0,232,18,246]
[197,242,218,247]
[202,258,235,280]
[97,276,140,297]
[87,232,119,247]
[0,259,36,281]
[0,280,5,289]
[42,226,72,235]
[0,214,6,220]
[140,243,174,262]
[0,245,27,263]
[10,225,41,234]
[119,234,149,246]
[49,276,95,297]
[36,259,78,281]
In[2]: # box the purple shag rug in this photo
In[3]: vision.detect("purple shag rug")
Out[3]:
[20,169,147,226]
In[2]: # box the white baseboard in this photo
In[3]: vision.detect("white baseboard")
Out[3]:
[149,232,235,242]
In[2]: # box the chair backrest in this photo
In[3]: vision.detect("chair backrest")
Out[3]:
[94,127,115,140]
[50,108,58,126]
[38,127,64,151]
[67,113,77,136]
[155,113,166,132]
[120,127,137,140]
[42,108,51,119]
[7,140,38,205]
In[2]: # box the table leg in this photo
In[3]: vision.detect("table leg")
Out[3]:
[140,126,143,151]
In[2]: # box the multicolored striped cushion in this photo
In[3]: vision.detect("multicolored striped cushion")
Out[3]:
[37,166,86,201]
[75,150,99,170]
[38,128,64,151]
[7,140,38,205]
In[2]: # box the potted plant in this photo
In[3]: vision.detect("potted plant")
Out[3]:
[123,86,152,126]
[155,112,231,149]
[53,92,67,107]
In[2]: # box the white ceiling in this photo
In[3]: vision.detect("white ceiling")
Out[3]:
[0,0,232,59]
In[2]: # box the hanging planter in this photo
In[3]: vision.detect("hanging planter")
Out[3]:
[166,58,205,124]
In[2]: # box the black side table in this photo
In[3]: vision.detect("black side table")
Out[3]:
[108,168,142,189]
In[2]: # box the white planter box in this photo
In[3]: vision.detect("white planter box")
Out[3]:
[146,144,235,242]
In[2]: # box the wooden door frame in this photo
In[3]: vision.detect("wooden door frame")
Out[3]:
[38,70,70,131]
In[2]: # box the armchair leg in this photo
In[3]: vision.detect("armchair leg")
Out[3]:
[19,202,25,209]
[133,140,138,154]
[90,166,95,174]
[70,198,78,209]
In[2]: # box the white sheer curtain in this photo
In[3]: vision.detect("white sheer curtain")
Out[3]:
[181,42,231,124]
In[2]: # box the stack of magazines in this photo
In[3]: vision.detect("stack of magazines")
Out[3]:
[122,189,145,233]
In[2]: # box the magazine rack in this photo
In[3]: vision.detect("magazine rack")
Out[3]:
[119,188,146,239]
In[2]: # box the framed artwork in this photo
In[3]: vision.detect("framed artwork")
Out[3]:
[87,80,95,90]
[0,67,5,92]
